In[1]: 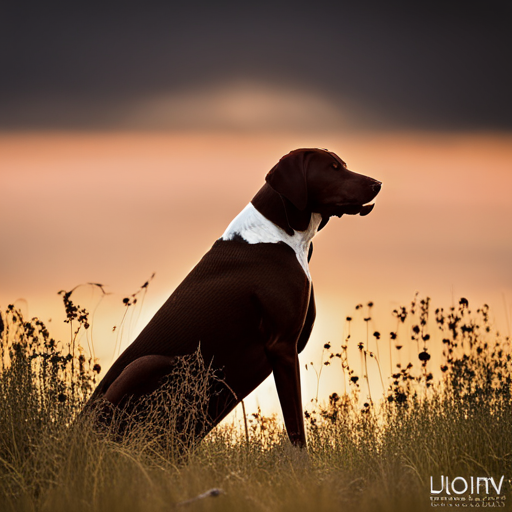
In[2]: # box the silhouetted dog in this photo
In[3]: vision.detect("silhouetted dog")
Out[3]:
[86,148,381,448]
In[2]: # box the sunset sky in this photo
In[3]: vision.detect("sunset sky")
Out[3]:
[1,2,511,415]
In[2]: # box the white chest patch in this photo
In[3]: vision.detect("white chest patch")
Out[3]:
[220,203,321,280]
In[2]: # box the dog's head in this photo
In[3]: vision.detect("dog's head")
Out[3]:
[265,148,381,230]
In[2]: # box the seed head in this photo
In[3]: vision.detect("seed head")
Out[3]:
[418,351,431,362]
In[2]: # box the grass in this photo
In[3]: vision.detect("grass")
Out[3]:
[0,289,511,511]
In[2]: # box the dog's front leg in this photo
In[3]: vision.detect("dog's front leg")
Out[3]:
[266,341,306,448]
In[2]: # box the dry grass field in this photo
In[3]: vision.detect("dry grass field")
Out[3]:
[1,290,510,511]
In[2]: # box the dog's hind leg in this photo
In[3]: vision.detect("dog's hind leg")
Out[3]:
[103,354,177,405]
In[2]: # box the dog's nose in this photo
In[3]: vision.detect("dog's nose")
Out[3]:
[372,181,382,193]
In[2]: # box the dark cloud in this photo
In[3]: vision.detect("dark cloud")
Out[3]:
[1,1,511,130]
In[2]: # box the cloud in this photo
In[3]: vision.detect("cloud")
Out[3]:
[2,2,511,131]
[120,80,377,132]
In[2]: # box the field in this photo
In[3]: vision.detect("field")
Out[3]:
[1,290,510,511]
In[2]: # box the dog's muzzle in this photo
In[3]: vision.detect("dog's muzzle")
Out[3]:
[358,180,382,216]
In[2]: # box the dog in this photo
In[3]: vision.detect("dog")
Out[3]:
[86,148,381,448]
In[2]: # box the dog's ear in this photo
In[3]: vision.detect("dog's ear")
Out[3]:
[265,150,308,211]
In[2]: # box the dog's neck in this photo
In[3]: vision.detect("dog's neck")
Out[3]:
[251,183,312,235]
[220,187,322,280]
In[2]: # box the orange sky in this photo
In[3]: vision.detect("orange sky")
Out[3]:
[1,131,511,415]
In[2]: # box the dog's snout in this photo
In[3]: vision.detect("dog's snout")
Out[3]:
[371,181,382,193]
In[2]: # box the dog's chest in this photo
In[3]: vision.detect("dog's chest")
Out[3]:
[220,203,321,280]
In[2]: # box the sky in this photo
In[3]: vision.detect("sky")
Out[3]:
[1,1,511,416]
[1,1,512,131]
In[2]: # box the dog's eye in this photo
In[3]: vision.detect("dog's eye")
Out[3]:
[332,163,339,169]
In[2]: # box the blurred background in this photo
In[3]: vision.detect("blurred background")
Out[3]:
[1,1,511,414]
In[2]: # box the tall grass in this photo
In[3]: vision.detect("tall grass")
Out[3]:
[0,291,510,511]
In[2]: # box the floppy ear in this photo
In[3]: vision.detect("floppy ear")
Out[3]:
[265,150,308,211]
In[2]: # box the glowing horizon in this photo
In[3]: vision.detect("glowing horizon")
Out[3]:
[2,129,511,415]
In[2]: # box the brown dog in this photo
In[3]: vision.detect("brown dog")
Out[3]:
[86,148,381,448]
